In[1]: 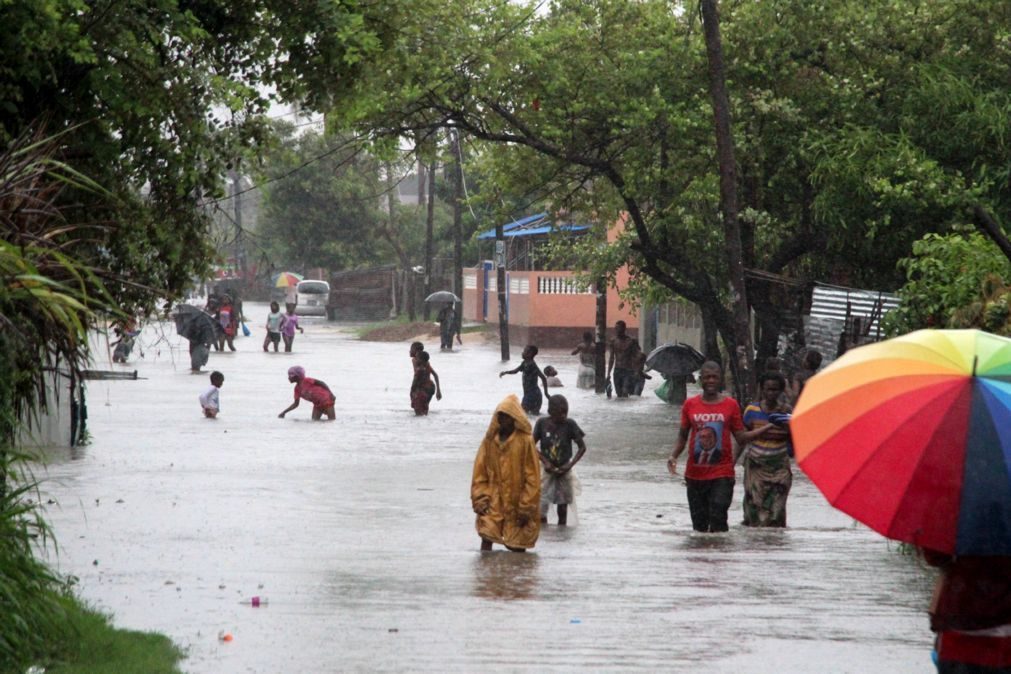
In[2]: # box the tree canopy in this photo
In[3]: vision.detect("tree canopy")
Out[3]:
[317,0,1011,362]
[0,0,394,312]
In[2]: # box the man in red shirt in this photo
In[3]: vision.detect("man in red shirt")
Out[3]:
[667,361,773,532]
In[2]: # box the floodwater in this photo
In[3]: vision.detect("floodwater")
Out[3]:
[35,303,934,673]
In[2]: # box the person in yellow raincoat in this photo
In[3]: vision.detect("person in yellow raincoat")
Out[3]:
[471,395,541,551]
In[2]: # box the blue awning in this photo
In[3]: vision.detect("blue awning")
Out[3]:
[476,213,590,240]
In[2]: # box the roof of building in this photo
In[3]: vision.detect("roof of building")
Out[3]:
[476,213,590,240]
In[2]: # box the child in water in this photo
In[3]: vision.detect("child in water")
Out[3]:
[264,301,284,352]
[533,394,587,525]
[199,371,224,418]
[471,395,541,551]
[499,344,550,415]
[278,366,335,420]
[280,303,304,353]
[411,350,442,415]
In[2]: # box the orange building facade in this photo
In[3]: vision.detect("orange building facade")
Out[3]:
[462,215,639,348]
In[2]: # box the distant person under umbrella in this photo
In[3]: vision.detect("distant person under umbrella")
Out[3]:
[437,303,457,351]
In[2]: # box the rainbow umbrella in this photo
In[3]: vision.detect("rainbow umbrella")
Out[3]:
[273,271,303,288]
[792,329,1011,555]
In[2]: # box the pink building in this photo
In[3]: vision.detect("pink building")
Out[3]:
[462,213,638,347]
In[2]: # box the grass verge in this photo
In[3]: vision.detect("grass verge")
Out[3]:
[25,594,184,670]
[43,595,184,674]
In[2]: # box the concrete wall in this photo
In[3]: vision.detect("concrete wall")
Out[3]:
[462,267,639,347]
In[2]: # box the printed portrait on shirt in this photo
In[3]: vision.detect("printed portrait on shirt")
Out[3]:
[693,423,722,465]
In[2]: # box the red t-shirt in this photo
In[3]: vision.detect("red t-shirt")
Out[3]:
[680,395,743,481]
[294,377,335,409]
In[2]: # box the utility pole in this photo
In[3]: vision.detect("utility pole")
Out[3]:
[229,169,245,283]
[594,276,607,393]
[496,223,510,361]
[451,131,464,340]
[423,161,435,320]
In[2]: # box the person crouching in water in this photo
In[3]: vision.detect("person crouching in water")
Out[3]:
[534,395,587,526]
[278,365,336,420]
[471,395,541,552]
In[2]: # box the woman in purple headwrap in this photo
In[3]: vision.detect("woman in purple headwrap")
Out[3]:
[278,366,336,420]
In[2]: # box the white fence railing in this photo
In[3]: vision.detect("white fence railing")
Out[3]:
[537,276,592,295]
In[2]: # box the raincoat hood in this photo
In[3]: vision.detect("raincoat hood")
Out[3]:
[486,394,532,440]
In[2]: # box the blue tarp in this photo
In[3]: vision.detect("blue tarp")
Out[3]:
[476,213,590,240]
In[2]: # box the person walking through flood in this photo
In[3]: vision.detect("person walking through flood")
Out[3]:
[533,394,586,526]
[263,301,284,352]
[667,361,774,532]
[571,331,596,389]
[471,394,541,551]
[278,365,335,420]
[280,303,303,353]
[437,303,456,351]
[217,295,239,352]
[410,350,442,416]
[499,344,550,415]
[789,349,822,403]
[920,548,1011,673]
[740,372,793,527]
[606,320,640,398]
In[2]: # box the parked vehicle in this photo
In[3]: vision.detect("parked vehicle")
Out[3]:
[295,280,330,316]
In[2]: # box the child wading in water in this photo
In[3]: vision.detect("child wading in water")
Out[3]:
[408,345,444,414]
[410,350,442,415]
[264,301,284,352]
[471,394,541,551]
[499,344,550,415]
[533,394,586,525]
[278,366,336,420]
[199,371,224,418]
[280,303,303,352]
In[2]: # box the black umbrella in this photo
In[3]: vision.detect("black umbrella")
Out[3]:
[424,290,461,304]
[173,304,219,344]
[645,343,706,377]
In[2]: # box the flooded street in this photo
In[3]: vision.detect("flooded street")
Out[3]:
[36,303,934,673]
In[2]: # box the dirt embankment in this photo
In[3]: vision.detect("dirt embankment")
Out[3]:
[359,322,439,342]
[359,321,493,345]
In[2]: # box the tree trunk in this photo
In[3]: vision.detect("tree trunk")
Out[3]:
[700,302,722,364]
[973,205,1011,263]
[700,0,754,402]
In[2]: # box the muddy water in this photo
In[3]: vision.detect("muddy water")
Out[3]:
[35,303,934,672]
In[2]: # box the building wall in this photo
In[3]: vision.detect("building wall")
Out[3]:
[462,268,639,347]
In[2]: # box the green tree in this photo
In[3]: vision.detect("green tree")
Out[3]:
[255,126,390,272]
[0,0,393,312]
[884,231,1011,335]
[0,129,116,672]
[321,0,1011,379]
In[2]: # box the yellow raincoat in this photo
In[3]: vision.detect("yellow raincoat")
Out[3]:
[471,395,541,549]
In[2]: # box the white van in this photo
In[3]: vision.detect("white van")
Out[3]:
[295,280,330,316]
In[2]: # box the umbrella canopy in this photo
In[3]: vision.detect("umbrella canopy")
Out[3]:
[173,304,219,344]
[644,343,705,377]
[424,290,461,304]
[792,329,1011,555]
[273,271,303,288]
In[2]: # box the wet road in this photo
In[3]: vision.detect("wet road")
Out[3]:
[36,303,935,672]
